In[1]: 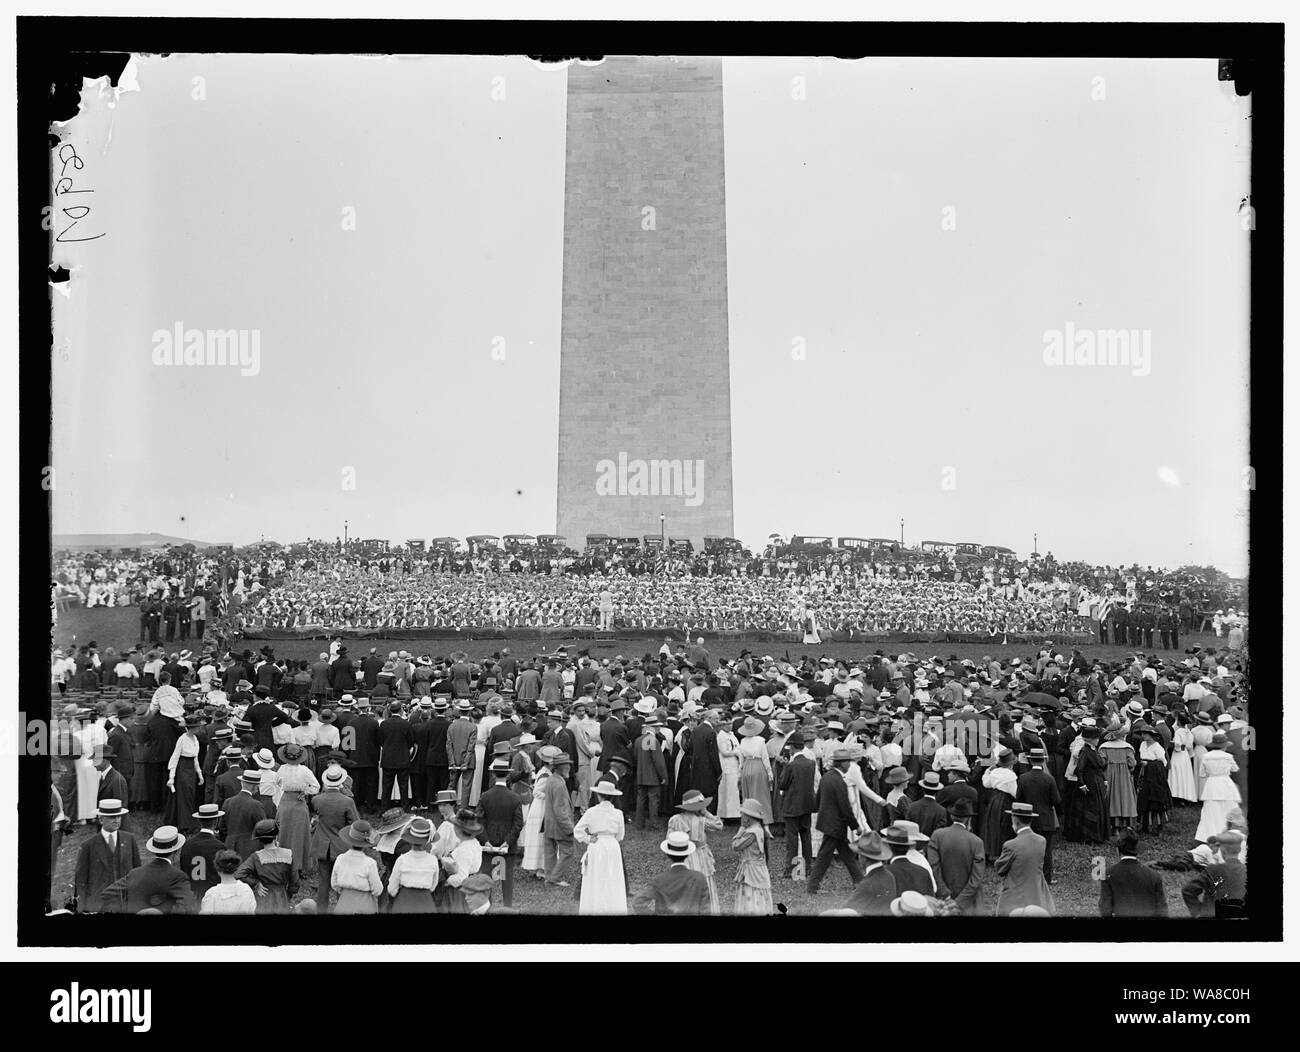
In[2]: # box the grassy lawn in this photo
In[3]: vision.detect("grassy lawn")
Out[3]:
[51,797,1204,917]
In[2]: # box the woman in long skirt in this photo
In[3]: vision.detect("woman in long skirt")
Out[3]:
[1194,735,1242,844]
[736,718,774,824]
[75,715,107,823]
[387,816,439,913]
[520,765,550,877]
[1099,730,1137,835]
[163,716,203,833]
[668,791,723,914]
[274,744,320,880]
[234,820,298,914]
[732,800,773,915]
[1135,727,1172,834]
[1167,714,1198,805]
[1064,730,1109,843]
[573,780,627,915]
[1190,713,1215,799]
[715,724,742,822]
[313,709,341,774]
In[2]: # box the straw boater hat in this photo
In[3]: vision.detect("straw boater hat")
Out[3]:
[919,771,942,794]
[401,816,438,846]
[753,696,776,718]
[591,779,622,797]
[1006,801,1039,820]
[96,798,129,818]
[192,803,225,822]
[660,829,696,858]
[890,890,935,917]
[321,766,347,788]
[252,748,276,770]
[678,790,712,812]
[738,798,767,821]
[340,820,374,848]
[238,768,263,786]
[146,826,185,855]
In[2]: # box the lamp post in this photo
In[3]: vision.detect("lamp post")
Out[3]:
[660,513,665,548]
[900,518,905,547]
[344,520,349,547]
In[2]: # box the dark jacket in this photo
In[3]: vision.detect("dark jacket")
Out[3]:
[424,716,451,768]
[377,716,415,769]
[630,864,711,915]
[101,857,195,914]
[477,783,524,851]
[74,829,142,912]
[105,723,135,782]
[778,753,817,817]
[926,822,986,914]
[843,863,897,916]
[687,720,722,797]
[1100,857,1169,918]
[814,766,858,839]
[178,829,225,902]
[245,702,290,752]
[1016,768,1063,833]
[348,713,381,767]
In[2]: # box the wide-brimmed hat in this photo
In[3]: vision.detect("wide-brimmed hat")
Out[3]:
[96,798,129,818]
[321,767,347,787]
[433,790,458,807]
[753,696,776,718]
[885,767,910,785]
[401,816,438,846]
[146,826,185,855]
[948,797,976,819]
[890,890,935,917]
[660,830,696,858]
[850,830,891,860]
[537,745,570,767]
[1006,801,1039,820]
[633,698,656,715]
[372,808,413,836]
[591,779,622,797]
[882,824,920,847]
[1210,732,1229,748]
[738,798,767,821]
[252,749,275,770]
[318,709,337,724]
[341,820,374,848]
[277,743,305,764]
[192,803,225,822]
[678,790,712,812]
[450,808,483,836]
[738,716,765,737]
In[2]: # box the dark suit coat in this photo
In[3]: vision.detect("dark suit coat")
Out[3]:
[144,712,181,765]
[888,855,936,895]
[630,864,711,915]
[179,829,225,901]
[488,720,522,753]
[596,720,630,776]
[245,702,290,752]
[309,789,359,862]
[908,795,950,837]
[410,718,432,767]
[926,823,986,914]
[105,723,135,782]
[348,714,381,767]
[477,784,524,850]
[1099,858,1169,918]
[424,717,451,767]
[224,790,267,859]
[687,721,722,796]
[1182,859,1247,918]
[778,753,817,817]
[843,863,897,916]
[213,766,244,811]
[378,716,415,768]
[935,780,979,815]
[330,656,356,692]
[74,829,141,911]
[814,767,858,839]
[101,857,195,914]
[309,660,332,693]
[1016,768,1063,833]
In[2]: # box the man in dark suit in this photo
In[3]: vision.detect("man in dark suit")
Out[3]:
[935,769,979,819]
[347,700,381,811]
[926,797,986,915]
[143,708,181,811]
[179,804,226,903]
[104,704,136,786]
[245,690,291,752]
[630,831,711,914]
[330,647,356,697]
[309,653,332,702]
[549,709,582,795]
[842,831,897,915]
[361,648,385,691]
[595,704,629,779]
[807,748,863,893]
[73,799,140,912]
[1182,830,1247,919]
[93,748,131,812]
[885,824,936,893]
[424,701,452,803]
[310,767,360,912]
[477,757,525,907]
[100,825,195,914]
[223,770,268,859]
[1099,828,1168,917]
[1016,747,1063,883]
[211,748,246,811]
[908,772,950,837]
[687,706,722,800]
[778,732,817,878]
[377,702,415,810]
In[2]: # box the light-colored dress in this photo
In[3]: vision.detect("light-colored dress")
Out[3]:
[668,810,722,915]
[76,722,108,821]
[574,800,627,915]
[200,880,257,915]
[1190,724,1214,798]
[1168,726,1198,802]
[738,735,774,823]
[716,730,741,820]
[732,824,773,915]
[1195,750,1242,843]
[520,768,550,872]
[1099,740,1137,820]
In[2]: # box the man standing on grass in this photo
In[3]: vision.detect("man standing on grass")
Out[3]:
[807,747,862,894]
[540,746,576,888]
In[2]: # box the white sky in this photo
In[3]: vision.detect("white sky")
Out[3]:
[50,53,1251,574]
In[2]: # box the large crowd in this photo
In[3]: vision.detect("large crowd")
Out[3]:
[48,628,1249,918]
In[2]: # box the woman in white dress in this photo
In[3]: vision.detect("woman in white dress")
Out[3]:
[715,724,741,821]
[736,717,774,824]
[1194,734,1241,844]
[573,780,627,914]
[800,602,821,645]
[1167,714,1198,804]
[520,763,551,877]
[1190,713,1215,799]
[74,713,108,823]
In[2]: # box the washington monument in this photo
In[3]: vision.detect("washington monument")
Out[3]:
[555,56,735,548]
